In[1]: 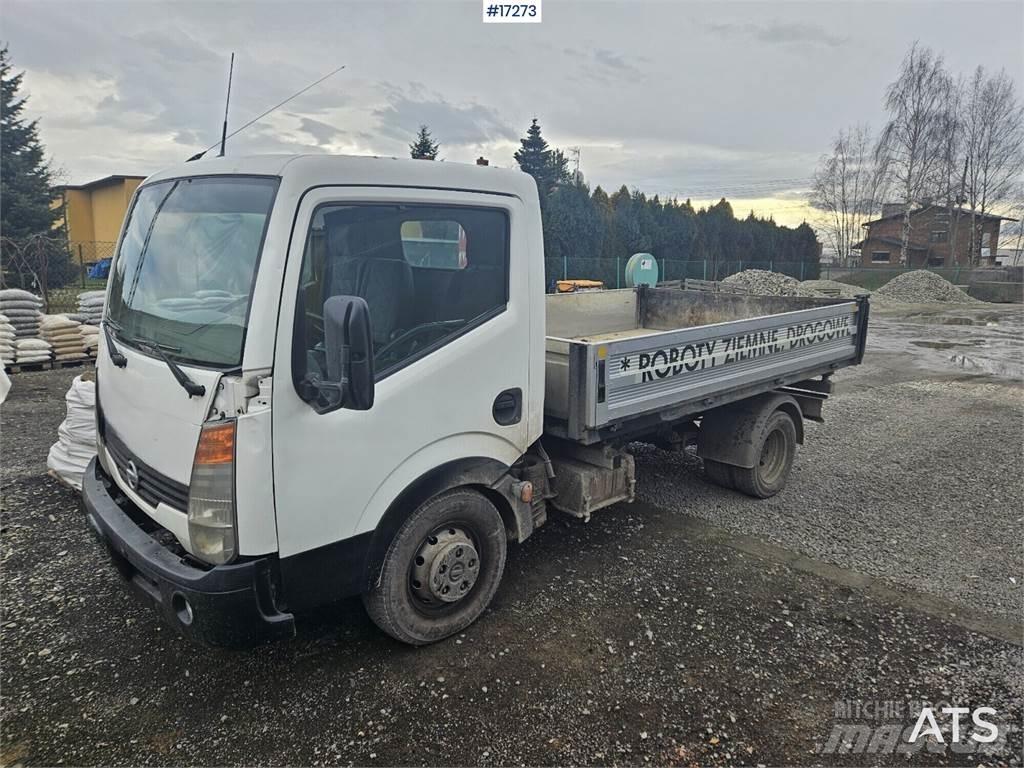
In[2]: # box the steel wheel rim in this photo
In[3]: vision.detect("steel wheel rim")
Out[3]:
[408,522,482,613]
[759,428,787,485]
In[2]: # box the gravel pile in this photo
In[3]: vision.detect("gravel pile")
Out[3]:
[721,269,800,296]
[875,270,981,304]
[796,279,869,299]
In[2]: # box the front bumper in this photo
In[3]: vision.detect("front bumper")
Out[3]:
[81,458,295,647]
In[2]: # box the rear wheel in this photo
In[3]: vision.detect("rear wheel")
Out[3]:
[362,488,506,645]
[731,410,797,498]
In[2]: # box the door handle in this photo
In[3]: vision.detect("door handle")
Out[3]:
[492,388,522,426]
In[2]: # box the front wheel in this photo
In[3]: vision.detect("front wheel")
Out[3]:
[362,488,507,645]
[731,410,797,498]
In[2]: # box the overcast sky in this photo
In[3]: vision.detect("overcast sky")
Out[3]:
[5,0,1023,226]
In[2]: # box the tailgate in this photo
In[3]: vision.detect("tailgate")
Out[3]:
[581,298,866,434]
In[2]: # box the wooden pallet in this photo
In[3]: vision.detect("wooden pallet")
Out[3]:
[683,278,751,295]
[4,358,95,374]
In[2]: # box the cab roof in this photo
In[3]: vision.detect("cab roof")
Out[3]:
[142,153,539,200]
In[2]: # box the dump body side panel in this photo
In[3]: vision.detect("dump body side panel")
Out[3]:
[544,288,866,443]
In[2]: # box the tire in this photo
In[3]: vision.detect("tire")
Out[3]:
[731,410,797,499]
[703,459,735,489]
[362,488,507,646]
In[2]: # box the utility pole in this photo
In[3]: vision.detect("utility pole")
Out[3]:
[568,146,581,183]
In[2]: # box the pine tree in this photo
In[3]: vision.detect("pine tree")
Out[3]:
[1,46,60,239]
[514,118,567,196]
[409,125,440,160]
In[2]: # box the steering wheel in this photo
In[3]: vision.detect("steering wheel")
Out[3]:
[374,319,466,367]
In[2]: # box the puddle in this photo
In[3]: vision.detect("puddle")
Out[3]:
[947,353,1022,379]
[869,309,1024,382]
[910,339,988,350]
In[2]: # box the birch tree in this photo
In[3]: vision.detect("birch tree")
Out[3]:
[876,43,953,264]
[963,67,1024,264]
[810,125,888,265]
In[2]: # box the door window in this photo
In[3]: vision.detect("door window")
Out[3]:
[293,204,509,393]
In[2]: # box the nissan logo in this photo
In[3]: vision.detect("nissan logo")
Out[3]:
[123,460,140,491]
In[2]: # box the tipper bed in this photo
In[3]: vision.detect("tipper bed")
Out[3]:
[544,286,869,443]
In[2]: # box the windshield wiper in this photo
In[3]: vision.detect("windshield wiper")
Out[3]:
[102,321,127,368]
[139,341,206,399]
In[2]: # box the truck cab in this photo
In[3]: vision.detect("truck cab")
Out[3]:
[85,155,546,646]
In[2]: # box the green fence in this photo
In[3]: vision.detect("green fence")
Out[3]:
[543,259,822,289]
[817,265,972,291]
[540,258,989,292]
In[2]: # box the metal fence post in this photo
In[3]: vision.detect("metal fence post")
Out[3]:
[702,260,707,280]
[562,254,567,281]
[615,256,620,288]
[78,244,86,288]
[800,261,805,280]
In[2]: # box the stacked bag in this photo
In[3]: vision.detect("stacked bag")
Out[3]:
[80,324,100,358]
[77,290,106,325]
[41,315,88,362]
[0,288,43,339]
[47,374,98,491]
[0,313,15,367]
[14,338,52,365]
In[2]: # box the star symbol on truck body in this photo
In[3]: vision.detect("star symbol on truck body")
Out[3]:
[620,357,631,371]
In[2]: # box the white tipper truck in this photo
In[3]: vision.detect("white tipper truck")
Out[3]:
[82,155,869,646]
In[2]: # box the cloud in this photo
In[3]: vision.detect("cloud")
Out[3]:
[705,20,849,49]
[296,116,346,146]
[563,46,645,82]
[372,94,516,148]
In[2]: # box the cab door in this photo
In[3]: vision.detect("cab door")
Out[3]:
[271,186,533,560]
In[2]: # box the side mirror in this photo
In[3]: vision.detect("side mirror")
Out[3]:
[315,295,375,413]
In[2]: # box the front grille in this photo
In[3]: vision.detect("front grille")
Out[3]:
[103,422,190,512]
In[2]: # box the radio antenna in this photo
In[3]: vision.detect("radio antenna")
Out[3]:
[188,62,347,161]
[218,52,235,157]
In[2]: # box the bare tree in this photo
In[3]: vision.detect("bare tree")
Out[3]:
[997,181,1024,263]
[876,43,953,264]
[963,66,1024,264]
[810,125,888,265]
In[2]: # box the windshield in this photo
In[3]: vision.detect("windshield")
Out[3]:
[107,176,278,367]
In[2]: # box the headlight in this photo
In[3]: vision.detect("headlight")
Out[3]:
[187,421,237,565]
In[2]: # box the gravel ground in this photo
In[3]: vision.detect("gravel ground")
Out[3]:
[636,306,1024,620]
[1,305,1022,766]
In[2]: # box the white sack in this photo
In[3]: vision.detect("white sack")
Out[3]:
[46,375,97,491]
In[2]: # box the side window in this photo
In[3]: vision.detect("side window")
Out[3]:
[293,204,509,393]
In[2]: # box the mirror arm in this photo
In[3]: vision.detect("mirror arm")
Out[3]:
[302,367,349,414]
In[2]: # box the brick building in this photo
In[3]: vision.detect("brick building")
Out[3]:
[853,204,1012,267]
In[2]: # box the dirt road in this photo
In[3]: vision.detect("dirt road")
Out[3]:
[2,304,1021,766]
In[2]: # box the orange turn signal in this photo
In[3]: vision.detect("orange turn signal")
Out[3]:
[194,421,236,465]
